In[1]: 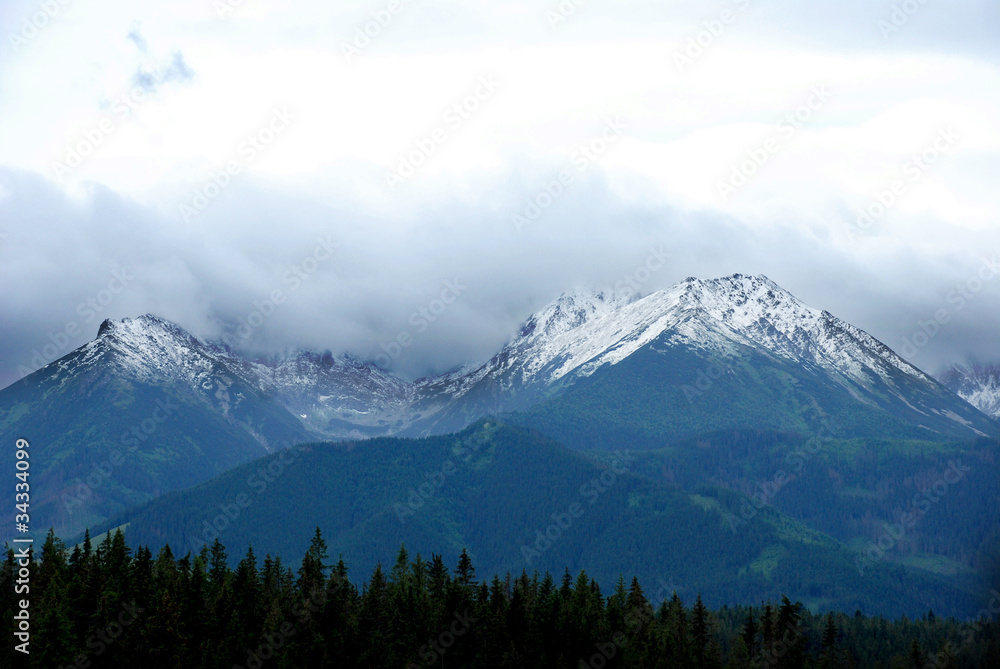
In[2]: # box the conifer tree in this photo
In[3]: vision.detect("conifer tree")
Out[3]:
[692,593,711,668]
[35,530,74,667]
[741,610,758,660]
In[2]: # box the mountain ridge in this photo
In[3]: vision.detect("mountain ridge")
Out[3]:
[97,420,992,619]
[940,362,1000,420]
[3,273,996,539]
[7,273,996,443]
[403,273,995,438]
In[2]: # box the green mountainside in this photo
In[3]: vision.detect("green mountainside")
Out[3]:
[97,421,991,619]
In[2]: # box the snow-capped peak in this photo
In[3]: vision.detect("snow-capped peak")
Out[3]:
[11,273,993,443]
[450,273,937,397]
[517,286,637,341]
[71,314,218,382]
[940,363,1000,419]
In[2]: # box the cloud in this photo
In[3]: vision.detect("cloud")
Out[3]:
[127,21,148,54]
[1,162,997,390]
[0,0,997,389]
[122,21,194,93]
[131,51,194,93]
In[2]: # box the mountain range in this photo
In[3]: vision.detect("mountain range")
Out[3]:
[1,273,997,616]
[104,419,998,619]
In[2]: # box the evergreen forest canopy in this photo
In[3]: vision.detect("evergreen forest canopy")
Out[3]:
[3,528,999,669]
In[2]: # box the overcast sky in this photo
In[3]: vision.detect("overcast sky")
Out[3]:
[1,0,998,387]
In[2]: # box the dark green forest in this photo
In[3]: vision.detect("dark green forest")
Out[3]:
[91,422,997,619]
[3,529,998,669]
[589,431,1000,579]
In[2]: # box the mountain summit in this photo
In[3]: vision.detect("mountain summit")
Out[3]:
[405,273,994,440]
[1,274,996,537]
[524,273,932,388]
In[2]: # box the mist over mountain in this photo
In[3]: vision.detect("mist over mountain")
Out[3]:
[2,274,995,542]
[4,1,1000,662]
[940,362,1000,420]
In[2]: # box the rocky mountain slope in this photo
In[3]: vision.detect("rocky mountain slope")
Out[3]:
[939,362,1000,420]
[3,274,996,539]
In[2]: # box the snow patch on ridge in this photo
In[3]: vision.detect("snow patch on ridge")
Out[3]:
[940,363,1000,419]
[451,274,940,398]
[25,273,985,440]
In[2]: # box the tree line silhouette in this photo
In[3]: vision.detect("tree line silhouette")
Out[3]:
[3,528,998,668]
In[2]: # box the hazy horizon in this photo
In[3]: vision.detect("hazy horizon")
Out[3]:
[2,0,998,387]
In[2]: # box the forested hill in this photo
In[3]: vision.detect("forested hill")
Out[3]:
[91,421,989,619]
[3,529,998,668]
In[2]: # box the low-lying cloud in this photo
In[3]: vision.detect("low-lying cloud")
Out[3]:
[1,163,997,390]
